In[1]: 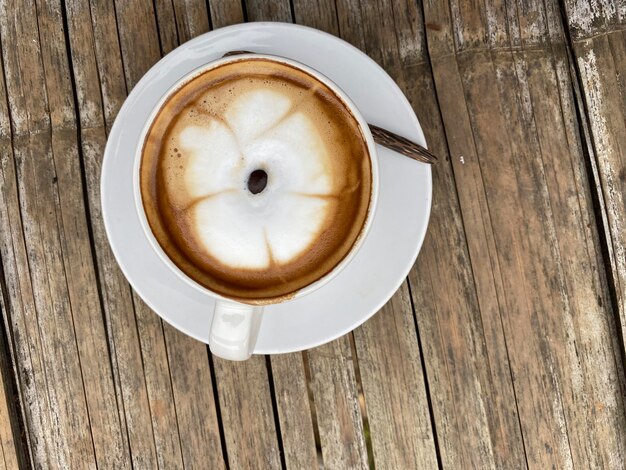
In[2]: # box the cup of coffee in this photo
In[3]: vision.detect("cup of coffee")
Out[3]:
[134,54,379,360]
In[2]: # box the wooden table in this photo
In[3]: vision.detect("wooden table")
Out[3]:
[0,0,625,468]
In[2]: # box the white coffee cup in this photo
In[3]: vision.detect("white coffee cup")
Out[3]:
[133,53,379,360]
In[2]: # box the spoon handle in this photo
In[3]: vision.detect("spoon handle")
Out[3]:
[369,124,437,165]
[220,52,437,165]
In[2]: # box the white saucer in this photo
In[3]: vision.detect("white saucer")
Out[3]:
[102,22,431,354]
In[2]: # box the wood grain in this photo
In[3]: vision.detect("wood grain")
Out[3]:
[0,0,128,467]
[270,354,318,469]
[0,0,625,468]
[151,3,285,467]
[563,0,626,360]
[0,291,24,469]
[245,0,292,22]
[293,0,338,34]
[353,283,438,469]
[0,102,53,468]
[154,0,180,54]
[172,0,210,44]
[152,4,228,468]
[422,0,626,467]
[163,325,224,468]
[290,3,430,468]
[113,0,161,90]
[64,0,157,466]
[0,369,19,470]
[134,302,184,468]
[307,339,369,469]
[340,0,511,467]
[213,357,281,468]
[208,0,245,28]
[0,33,37,468]
[418,0,530,464]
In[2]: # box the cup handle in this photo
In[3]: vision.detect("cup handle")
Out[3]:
[209,300,263,361]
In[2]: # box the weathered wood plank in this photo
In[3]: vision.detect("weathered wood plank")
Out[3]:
[38,1,131,453]
[154,0,210,53]
[134,302,185,468]
[348,2,511,467]
[213,357,281,468]
[67,0,225,467]
[340,1,456,467]
[87,0,128,129]
[0,131,54,468]
[113,0,162,90]
[523,43,625,469]
[45,128,128,468]
[462,48,573,468]
[422,0,626,467]
[353,284,438,469]
[8,54,90,470]
[245,0,291,22]
[0,301,24,470]
[306,338,368,469]
[64,0,168,466]
[171,0,210,42]
[0,378,19,470]
[207,0,244,28]
[152,4,226,468]
[0,0,129,467]
[163,324,224,468]
[0,31,41,467]
[418,0,530,466]
[292,0,338,34]
[422,12,534,470]
[563,0,626,360]
[564,0,622,39]
[154,0,180,54]
[269,353,318,469]
[334,0,366,51]
[36,2,132,466]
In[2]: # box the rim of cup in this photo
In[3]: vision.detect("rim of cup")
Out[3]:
[132,53,380,305]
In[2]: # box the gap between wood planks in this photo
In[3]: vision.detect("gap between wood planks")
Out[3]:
[405,277,444,470]
[264,356,288,469]
[206,349,230,469]
[0,267,30,468]
[557,0,626,374]
[59,0,126,420]
[60,0,149,464]
[409,4,466,468]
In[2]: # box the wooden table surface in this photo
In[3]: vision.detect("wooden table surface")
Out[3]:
[0,0,625,468]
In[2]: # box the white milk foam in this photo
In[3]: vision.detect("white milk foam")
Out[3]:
[166,86,340,269]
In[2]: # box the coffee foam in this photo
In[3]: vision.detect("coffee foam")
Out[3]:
[141,58,371,302]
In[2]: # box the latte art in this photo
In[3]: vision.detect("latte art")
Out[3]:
[140,58,372,302]
[172,88,337,268]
